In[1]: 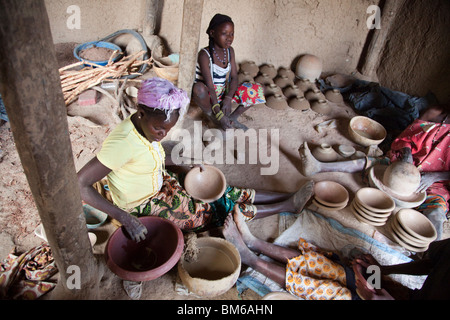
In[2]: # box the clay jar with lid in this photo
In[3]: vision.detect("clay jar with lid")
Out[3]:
[311,99,330,115]
[254,73,274,86]
[283,85,302,99]
[259,64,277,79]
[240,61,259,77]
[325,89,344,104]
[278,67,296,82]
[288,96,310,112]
[312,143,339,162]
[305,89,326,101]
[274,75,293,89]
[238,71,253,84]
[266,94,288,110]
[264,83,282,96]
[295,78,315,92]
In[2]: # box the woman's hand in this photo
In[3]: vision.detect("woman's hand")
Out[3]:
[221,96,233,116]
[418,171,450,192]
[120,213,148,243]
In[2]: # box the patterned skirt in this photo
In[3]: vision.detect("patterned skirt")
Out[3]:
[285,238,353,300]
[215,81,266,108]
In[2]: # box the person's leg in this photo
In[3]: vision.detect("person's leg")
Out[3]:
[222,213,292,287]
[253,180,314,219]
[298,141,367,176]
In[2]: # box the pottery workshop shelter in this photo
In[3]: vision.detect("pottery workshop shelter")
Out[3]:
[0,0,449,301]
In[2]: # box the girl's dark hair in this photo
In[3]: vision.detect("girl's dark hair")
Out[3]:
[206,13,233,56]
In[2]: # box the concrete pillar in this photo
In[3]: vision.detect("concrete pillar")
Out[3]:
[0,0,99,299]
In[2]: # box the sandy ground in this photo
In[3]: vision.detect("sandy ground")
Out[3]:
[0,43,448,301]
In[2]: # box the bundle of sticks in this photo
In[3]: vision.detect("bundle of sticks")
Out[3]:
[60,50,151,105]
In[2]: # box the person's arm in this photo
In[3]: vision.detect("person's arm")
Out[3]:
[77,157,147,242]
[221,47,238,116]
[197,50,218,107]
[418,171,450,192]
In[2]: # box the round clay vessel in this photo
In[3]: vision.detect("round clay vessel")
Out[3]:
[283,85,302,99]
[325,89,344,104]
[184,165,227,202]
[312,143,338,162]
[259,64,277,79]
[338,144,356,158]
[240,61,259,77]
[311,99,330,115]
[355,187,395,213]
[254,73,274,86]
[238,71,253,84]
[295,78,315,92]
[352,199,392,218]
[396,209,437,242]
[382,161,421,197]
[266,94,288,110]
[264,83,282,96]
[274,75,293,89]
[305,88,326,101]
[313,199,347,211]
[278,67,295,81]
[391,216,430,247]
[105,216,184,282]
[351,201,388,223]
[288,96,310,111]
[314,180,349,207]
[350,203,386,226]
[178,237,241,297]
[348,116,387,147]
[295,54,322,81]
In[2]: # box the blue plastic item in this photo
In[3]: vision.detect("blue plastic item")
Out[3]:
[74,41,123,67]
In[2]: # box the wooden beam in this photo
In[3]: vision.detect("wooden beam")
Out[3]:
[358,0,407,77]
[0,0,99,298]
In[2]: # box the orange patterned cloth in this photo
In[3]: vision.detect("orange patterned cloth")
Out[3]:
[0,244,58,300]
[285,238,352,300]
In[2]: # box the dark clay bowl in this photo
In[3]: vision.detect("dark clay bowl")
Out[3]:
[105,216,184,282]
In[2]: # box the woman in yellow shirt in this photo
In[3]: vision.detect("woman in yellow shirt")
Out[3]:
[78,77,313,242]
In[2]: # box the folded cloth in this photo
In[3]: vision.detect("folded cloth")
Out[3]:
[0,244,58,300]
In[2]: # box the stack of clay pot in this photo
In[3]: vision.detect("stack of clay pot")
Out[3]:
[389,208,437,252]
[313,181,349,211]
[350,187,395,227]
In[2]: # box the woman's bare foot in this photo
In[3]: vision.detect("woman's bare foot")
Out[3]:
[289,180,315,213]
[232,205,258,247]
[222,213,256,265]
[298,142,322,176]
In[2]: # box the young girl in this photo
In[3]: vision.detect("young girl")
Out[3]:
[192,13,266,131]
[77,77,313,242]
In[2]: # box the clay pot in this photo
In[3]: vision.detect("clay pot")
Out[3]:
[264,83,282,96]
[338,144,356,158]
[325,89,344,104]
[184,165,227,202]
[348,116,387,147]
[178,237,241,297]
[288,95,310,111]
[238,71,253,84]
[259,64,277,79]
[277,67,295,82]
[312,143,338,162]
[311,99,330,115]
[266,94,288,110]
[295,54,322,81]
[240,61,259,77]
[382,162,421,197]
[283,85,302,99]
[295,78,315,92]
[305,88,326,101]
[355,187,395,213]
[254,73,274,86]
[396,208,437,243]
[314,180,349,207]
[274,75,293,89]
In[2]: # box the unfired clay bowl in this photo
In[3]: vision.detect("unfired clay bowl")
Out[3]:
[382,161,421,197]
[313,199,347,211]
[178,237,241,297]
[348,116,387,147]
[355,187,395,213]
[314,181,349,207]
[396,209,437,242]
[391,216,430,247]
[352,199,392,218]
[351,201,388,224]
[184,165,227,203]
[105,216,184,282]
[350,203,386,227]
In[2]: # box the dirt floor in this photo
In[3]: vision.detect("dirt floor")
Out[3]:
[0,43,448,301]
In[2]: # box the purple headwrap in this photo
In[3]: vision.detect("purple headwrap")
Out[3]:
[137,77,189,121]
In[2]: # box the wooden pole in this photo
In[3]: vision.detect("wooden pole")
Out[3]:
[0,0,99,299]
[358,0,406,77]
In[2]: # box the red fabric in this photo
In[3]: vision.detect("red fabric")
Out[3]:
[388,119,450,202]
